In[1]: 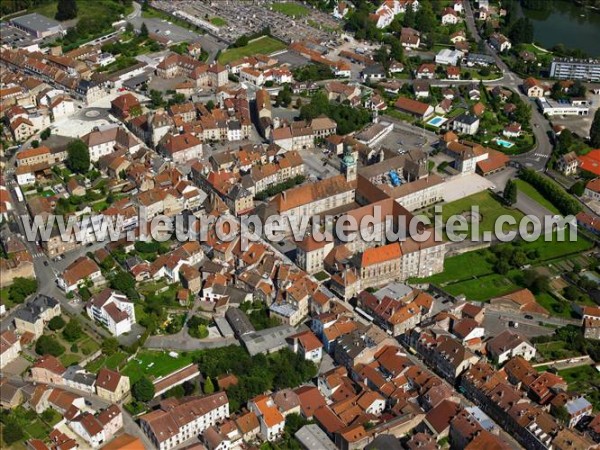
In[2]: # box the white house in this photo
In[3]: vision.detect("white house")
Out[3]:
[503,122,522,138]
[82,125,142,162]
[287,330,323,362]
[490,33,511,52]
[139,393,230,450]
[69,412,106,448]
[435,49,463,66]
[86,288,136,336]
[441,8,459,25]
[15,165,35,186]
[59,256,104,293]
[583,178,600,200]
[249,395,285,442]
[239,68,265,87]
[486,330,536,364]
[50,96,76,121]
[451,113,480,135]
[333,2,349,19]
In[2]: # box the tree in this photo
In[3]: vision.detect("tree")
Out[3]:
[149,89,164,108]
[206,100,215,111]
[590,109,600,147]
[141,0,149,11]
[125,22,134,34]
[41,128,51,140]
[8,277,37,303]
[374,45,390,71]
[140,22,149,38]
[503,179,517,205]
[133,377,155,402]
[553,405,570,426]
[55,0,78,21]
[403,4,416,28]
[66,139,90,174]
[275,86,292,108]
[509,18,534,45]
[415,0,436,33]
[31,140,40,148]
[63,320,83,342]
[101,337,120,355]
[204,376,215,394]
[35,335,65,357]
[569,181,585,196]
[110,271,135,293]
[48,316,66,331]
[2,422,24,445]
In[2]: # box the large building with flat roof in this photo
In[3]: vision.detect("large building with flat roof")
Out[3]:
[9,13,64,39]
[550,57,600,82]
[241,325,296,356]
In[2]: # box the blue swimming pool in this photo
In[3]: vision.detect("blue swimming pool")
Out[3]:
[495,138,515,148]
[427,116,447,127]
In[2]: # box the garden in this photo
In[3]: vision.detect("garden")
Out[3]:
[36,316,101,367]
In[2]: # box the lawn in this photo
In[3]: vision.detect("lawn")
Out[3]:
[85,351,128,373]
[210,17,227,26]
[443,273,517,301]
[218,36,287,65]
[122,350,193,384]
[535,292,574,318]
[441,191,524,237]
[514,179,560,215]
[558,365,600,411]
[271,2,310,17]
[30,0,133,25]
[413,251,495,285]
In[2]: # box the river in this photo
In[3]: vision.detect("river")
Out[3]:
[520,0,600,57]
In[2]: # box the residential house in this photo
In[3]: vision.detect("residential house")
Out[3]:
[59,256,104,293]
[86,288,136,336]
[14,294,61,338]
[96,368,130,403]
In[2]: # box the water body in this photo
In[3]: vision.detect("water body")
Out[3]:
[520,0,600,57]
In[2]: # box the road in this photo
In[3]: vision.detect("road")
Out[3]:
[144,334,239,351]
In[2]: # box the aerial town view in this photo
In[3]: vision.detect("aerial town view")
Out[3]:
[1,0,600,449]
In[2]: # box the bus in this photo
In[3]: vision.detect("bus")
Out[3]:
[14,187,23,203]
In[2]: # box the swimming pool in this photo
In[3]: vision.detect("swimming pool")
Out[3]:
[494,138,515,148]
[427,116,447,127]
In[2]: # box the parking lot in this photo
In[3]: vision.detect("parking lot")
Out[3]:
[376,127,435,154]
[441,173,496,203]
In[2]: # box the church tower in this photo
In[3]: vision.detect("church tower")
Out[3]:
[342,148,357,182]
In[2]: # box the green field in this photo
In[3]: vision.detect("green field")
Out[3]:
[271,2,310,17]
[122,351,193,384]
[210,17,227,26]
[444,273,517,301]
[536,341,582,362]
[30,1,133,24]
[218,36,287,65]
[441,191,524,236]
[514,179,560,215]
